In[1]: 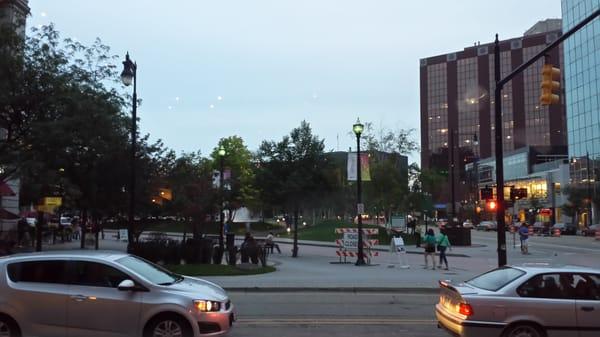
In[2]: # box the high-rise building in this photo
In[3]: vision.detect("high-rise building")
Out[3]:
[562,0,600,225]
[420,21,567,216]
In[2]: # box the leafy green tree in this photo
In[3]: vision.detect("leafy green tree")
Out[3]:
[256,121,333,257]
[210,136,257,229]
[164,151,215,238]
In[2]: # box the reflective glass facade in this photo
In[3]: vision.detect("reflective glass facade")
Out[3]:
[562,0,600,185]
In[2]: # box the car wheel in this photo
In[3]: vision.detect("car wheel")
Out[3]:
[0,315,20,337]
[144,314,192,337]
[503,323,545,337]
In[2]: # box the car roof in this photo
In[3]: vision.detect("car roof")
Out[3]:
[0,250,129,263]
[511,264,600,274]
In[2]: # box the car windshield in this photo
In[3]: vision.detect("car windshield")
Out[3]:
[117,255,183,286]
[466,267,525,291]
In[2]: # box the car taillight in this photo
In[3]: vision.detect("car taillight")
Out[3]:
[458,303,473,316]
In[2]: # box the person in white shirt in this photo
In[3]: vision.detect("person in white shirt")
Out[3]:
[265,232,281,253]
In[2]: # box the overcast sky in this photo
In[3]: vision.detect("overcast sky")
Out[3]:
[27,0,562,163]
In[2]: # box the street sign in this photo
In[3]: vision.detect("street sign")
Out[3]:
[342,232,359,250]
[43,197,62,207]
[357,203,364,214]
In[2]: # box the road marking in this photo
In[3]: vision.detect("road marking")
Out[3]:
[236,318,437,326]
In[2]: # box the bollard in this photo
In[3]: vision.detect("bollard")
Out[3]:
[528,225,534,236]
[595,230,600,241]
[553,228,561,237]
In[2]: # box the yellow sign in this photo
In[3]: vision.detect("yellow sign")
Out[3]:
[43,197,62,207]
[36,205,57,213]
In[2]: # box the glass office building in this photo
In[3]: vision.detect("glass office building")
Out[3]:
[562,0,599,225]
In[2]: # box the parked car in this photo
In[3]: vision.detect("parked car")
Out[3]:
[552,222,577,235]
[436,264,600,337]
[0,251,235,337]
[477,221,497,231]
[25,217,37,227]
[461,220,474,229]
[532,221,551,235]
[583,224,599,236]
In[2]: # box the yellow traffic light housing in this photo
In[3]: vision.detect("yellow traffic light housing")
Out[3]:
[540,64,560,105]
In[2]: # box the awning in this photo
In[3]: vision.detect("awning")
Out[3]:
[0,182,16,197]
[0,208,19,220]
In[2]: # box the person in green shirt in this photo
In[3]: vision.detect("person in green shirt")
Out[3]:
[422,228,437,269]
[437,229,452,270]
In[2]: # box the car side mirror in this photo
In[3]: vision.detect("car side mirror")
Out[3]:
[117,279,136,291]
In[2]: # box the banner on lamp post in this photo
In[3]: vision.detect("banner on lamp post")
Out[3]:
[347,152,371,181]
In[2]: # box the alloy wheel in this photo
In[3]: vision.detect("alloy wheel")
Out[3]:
[152,320,183,337]
[508,325,541,337]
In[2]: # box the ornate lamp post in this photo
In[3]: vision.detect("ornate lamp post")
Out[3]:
[353,119,366,266]
[218,145,226,251]
[121,52,137,251]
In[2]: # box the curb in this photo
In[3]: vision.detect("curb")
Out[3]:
[224,287,439,294]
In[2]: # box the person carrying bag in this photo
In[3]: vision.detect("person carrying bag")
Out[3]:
[422,229,437,270]
[437,229,452,270]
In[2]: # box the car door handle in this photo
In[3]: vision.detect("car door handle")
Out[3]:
[581,306,595,312]
[70,295,87,302]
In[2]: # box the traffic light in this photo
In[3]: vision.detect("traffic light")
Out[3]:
[486,200,497,211]
[540,63,560,105]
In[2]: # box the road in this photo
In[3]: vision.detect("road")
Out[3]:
[227,291,444,337]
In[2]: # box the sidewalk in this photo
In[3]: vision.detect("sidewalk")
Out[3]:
[21,230,599,292]
[22,232,483,291]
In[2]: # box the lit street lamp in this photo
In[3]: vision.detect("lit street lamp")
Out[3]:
[121,52,137,251]
[353,118,366,266]
[218,145,226,251]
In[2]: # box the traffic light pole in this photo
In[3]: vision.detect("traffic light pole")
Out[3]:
[492,9,599,267]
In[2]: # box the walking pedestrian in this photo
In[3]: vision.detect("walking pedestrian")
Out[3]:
[422,228,437,269]
[519,222,530,254]
[437,229,452,270]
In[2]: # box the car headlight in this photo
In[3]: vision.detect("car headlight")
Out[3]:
[193,300,221,312]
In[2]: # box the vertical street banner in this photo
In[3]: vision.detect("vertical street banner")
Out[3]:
[347,152,371,181]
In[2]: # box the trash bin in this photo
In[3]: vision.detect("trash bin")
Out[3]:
[444,227,471,246]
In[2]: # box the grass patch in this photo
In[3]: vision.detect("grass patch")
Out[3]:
[166,263,276,276]
[280,219,417,246]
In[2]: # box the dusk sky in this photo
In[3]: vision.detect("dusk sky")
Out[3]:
[28,1,562,163]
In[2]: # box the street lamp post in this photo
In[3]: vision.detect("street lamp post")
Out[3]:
[121,52,137,251]
[218,145,226,251]
[353,118,366,266]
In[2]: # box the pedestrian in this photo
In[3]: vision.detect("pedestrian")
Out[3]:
[519,222,530,254]
[422,228,437,269]
[265,231,281,253]
[437,229,452,270]
[17,217,27,247]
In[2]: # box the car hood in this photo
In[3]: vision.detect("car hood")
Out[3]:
[167,277,228,301]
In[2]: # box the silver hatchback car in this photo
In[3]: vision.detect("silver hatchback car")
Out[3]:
[0,251,235,337]
[436,264,600,337]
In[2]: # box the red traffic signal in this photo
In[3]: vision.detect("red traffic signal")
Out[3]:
[486,200,497,211]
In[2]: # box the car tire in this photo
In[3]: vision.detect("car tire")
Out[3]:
[144,314,192,337]
[502,323,545,337]
[0,314,21,337]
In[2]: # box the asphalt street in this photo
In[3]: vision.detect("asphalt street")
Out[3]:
[227,291,444,337]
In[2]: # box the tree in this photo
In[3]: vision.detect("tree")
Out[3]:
[210,136,257,230]
[164,151,215,238]
[356,122,416,221]
[256,121,334,257]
